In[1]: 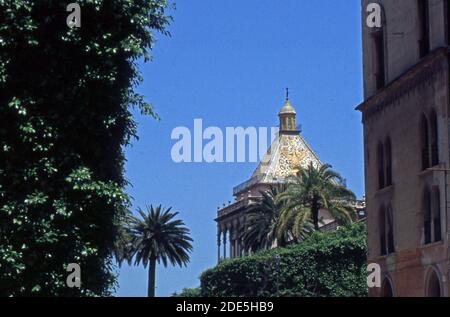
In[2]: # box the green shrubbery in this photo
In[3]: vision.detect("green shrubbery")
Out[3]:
[200,222,367,297]
[173,287,202,297]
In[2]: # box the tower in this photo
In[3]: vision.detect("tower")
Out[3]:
[358,0,450,297]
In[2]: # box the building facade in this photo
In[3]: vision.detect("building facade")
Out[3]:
[358,0,450,297]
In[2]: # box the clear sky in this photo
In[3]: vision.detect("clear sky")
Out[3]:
[115,0,364,297]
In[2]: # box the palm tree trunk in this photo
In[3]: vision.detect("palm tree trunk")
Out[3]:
[148,257,156,297]
[312,199,319,230]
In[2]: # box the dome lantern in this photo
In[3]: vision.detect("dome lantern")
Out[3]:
[278,88,298,133]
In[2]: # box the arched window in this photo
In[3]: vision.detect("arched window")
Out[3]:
[426,269,441,297]
[373,29,386,90]
[382,278,394,297]
[429,109,438,166]
[423,187,432,244]
[379,206,387,256]
[420,114,430,171]
[385,138,392,186]
[432,187,442,242]
[447,0,450,45]
[386,206,395,254]
[377,143,385,189]
[418,0,430,57]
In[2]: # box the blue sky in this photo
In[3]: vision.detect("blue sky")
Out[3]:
[115,0,364,297]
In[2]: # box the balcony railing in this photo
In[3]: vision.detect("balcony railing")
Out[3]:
[217,199,251,219]
[232,174,265,196]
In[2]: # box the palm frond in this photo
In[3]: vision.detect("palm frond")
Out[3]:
[280,162,357,231]
[126,205,193,269]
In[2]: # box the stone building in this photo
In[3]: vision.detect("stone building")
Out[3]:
[358,0,450,296]
[215,94,363,262]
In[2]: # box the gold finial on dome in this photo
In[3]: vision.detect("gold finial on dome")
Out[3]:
[279,88,296,116]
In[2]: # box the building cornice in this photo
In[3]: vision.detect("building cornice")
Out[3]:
[356,47,450,123]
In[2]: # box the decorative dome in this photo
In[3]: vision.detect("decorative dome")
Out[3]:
[279,99,296,115]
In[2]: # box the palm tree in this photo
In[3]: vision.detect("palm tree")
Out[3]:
[242,186,283,253]
[242,186,313,252]
[128,205,193,297]
[277,163,357,235]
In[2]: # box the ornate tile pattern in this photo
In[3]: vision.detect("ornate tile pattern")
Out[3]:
[253,133,321,183]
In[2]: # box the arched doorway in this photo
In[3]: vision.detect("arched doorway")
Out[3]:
[426,269,441,297]
[381,278,394,297]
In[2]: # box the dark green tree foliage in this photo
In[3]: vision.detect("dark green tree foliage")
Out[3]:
[0,0,171,296]
[200,222,368,297]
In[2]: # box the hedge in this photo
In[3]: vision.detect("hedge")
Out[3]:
[200,222,367,297]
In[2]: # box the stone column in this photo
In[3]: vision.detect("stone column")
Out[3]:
[230,225,235,258]
[234,220,240,258]
[223,229,227,259]
[217,228,221,263]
